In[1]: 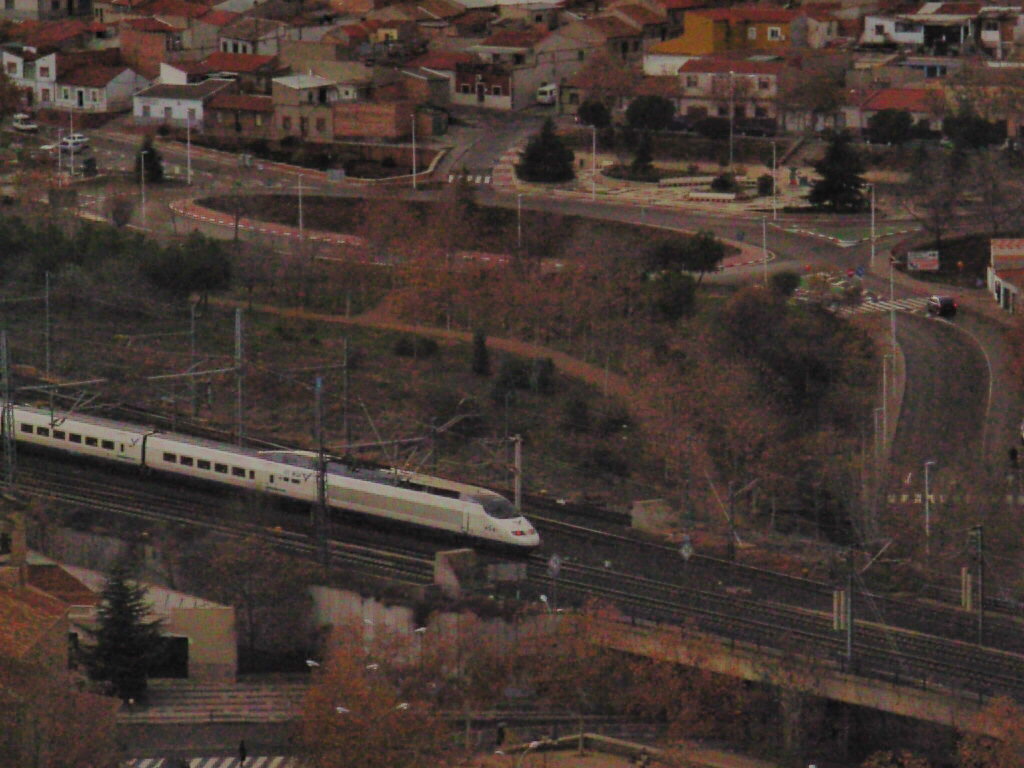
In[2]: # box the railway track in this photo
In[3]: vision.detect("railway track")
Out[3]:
[13,460,435,586]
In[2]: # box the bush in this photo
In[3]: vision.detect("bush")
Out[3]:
[770,270,802,296]
[393,335,438,358]
[562,397,590,433]
[711,173,738,193]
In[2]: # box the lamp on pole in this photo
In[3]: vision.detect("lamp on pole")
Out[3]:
[771,140,777,221]
[924,460,937,555]
[411,112,417,191]
[591,124,597,201]
[728,70,735,169]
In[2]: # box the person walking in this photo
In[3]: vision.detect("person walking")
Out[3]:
[239,739,247,765]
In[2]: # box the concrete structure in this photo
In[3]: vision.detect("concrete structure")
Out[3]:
[273,72,337,142]
[987,237,1024,313]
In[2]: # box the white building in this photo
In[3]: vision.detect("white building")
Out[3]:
[133,79,235,126]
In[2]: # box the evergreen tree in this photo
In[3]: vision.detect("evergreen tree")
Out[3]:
[471,329,490,376]
[134,135,165,184]
[80,564,166,702]
[809,130,866,212]
[515,118,575,183]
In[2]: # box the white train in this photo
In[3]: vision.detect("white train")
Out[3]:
[10,404,540,548]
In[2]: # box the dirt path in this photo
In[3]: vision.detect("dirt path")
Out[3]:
[213,299,635,402]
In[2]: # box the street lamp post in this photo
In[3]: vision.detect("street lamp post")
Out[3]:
[924,460,937,555]
[517,193,523,251]
[728,71,735,168]
[591,124,597,201]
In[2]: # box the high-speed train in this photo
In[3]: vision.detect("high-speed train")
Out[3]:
[8,403,540,548]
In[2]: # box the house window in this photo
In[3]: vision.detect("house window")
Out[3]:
[282,116,292,130]
[222,40,229,51]
[187,108,196,120]
[163,106,172,119]
[143,105,151,117]
[460,83,471,94]
[534,13,542,22]
[513,53,524,64]
[4,62,14,74]
[62,88,69,99]
[620,41,628,54]
[491,85,502,96]
[768,27,782,40]
[316,117,325,131]
[91,89,98,102]
[39,66,49,78]
[758,78,770,90]
[41,88,50,101]
[874,24,884,34]
[748,26,757,40]
[685,75,698,87]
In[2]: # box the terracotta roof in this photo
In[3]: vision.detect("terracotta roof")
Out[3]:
[221,17,288,40]
[994,267,1024,288]
[0,585,67,661]
[861,87,935,112]
[201,51,276,72]
[17,19,94,48]
[60,64,130,87]
[677,55,784,74]
[613,4,666,26]
[123,17,178,32]
[26,565,98,607]
[200,9,239,26]
[135,78,234,99]
[583,15,640,38]
[208,92,274,111]
[138,0,209,17]
[992,238,1024,256]
[691,5,798,23]
[407,50,474,69]
[478,26,550,48]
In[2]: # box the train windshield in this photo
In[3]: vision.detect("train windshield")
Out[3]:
[474,495,519,519]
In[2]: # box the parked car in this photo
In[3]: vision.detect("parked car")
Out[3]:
[927,295,957,317]
[11,113,38,132]
[59,133,89,152]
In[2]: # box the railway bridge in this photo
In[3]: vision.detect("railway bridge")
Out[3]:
[591,617,1003,741]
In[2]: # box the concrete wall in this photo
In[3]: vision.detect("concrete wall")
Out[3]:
[169,605,237,682]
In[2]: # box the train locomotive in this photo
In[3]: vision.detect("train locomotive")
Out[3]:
[9,403,540,548]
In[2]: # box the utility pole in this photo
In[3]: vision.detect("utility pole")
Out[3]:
[235,308,244,446]
[512,434,522,514]
[189,301,198,417]
[315,376,329,574]
[44,271,51,379]
[1,331,15,486]
[972,525,984,645]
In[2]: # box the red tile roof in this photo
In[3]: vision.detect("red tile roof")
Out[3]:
[0,585,67,661]
[677,55,785,74]
[614,4,666,26]
[478,26,550,48]
[201,51,276,72]
[583,15,641,38]
[408,50,474,69]
[208,92,274,111]
[27,565,97,607]
[60,64,129,87]
[137,0,209,17]
[861,87,936,112]
[16,18,94,48]
[200,9,239,26]
[692,5,798,23]
[123,17,178,32]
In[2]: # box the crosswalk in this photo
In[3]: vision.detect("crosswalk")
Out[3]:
[447,172,491,185]
[836,297,930,316]
[124,757,301,768]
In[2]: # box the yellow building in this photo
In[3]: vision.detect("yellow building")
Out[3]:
[650,5,799,56]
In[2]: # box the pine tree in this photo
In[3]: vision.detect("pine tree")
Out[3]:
[80,564,166,702]
[515,118,575,183]
[808,130,866,212]
[134,135,165,184]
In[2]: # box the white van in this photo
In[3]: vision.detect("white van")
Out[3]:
[536,83,558,105]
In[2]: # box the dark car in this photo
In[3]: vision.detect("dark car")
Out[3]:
[927,295,957,317]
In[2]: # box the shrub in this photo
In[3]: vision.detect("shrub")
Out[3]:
[393,335,438,358]
[711,173,737,193]
[770,270,802,296]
